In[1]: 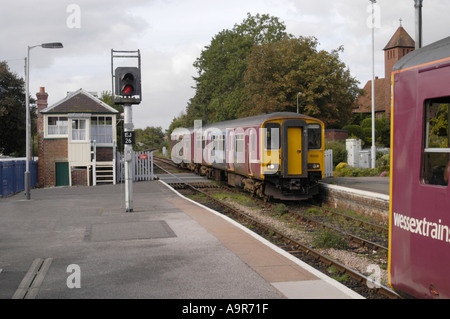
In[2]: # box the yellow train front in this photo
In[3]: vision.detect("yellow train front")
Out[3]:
[171,112,325,200]
[258,113,325,200]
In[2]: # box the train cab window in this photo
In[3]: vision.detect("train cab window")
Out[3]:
[421,98,450,186]
[308,124,322,150]
[264,123,280,150]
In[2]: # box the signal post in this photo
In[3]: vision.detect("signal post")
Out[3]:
[123,105,134,212]
[111,50,142,212]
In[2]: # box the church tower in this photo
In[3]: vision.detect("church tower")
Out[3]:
[354,23,415,119]
[383,24,415,117]
[383,24,415,80]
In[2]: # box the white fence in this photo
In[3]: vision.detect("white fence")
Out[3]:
[116,151,154,182]
[324,149,333,178]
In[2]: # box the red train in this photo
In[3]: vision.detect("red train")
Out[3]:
[390,36,450,298]
[170,112,325,200]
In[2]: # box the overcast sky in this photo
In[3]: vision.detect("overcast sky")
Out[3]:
[1,0,449,130]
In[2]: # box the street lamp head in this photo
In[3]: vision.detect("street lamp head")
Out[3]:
[41,42,63,49]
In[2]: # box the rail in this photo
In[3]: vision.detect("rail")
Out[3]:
[154,161,400,299]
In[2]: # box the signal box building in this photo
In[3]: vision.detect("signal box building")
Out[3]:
[36,87,119,188]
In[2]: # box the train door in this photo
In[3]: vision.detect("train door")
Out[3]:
[282,120,307,177]
[288,127,303,175]
[227,129,235,171]
[248,128,258,176]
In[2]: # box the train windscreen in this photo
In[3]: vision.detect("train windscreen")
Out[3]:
[308,124,322,150]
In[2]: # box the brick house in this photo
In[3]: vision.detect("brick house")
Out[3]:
[354,25,415,119]
[36,87,119,187]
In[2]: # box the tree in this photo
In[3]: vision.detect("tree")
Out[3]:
[134,126,165,152]
[0,61,28,156]
[167,111,188,136]
[185,13,289,126]
[240,37,362,128]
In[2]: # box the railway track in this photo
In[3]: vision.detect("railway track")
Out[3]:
[286,204,389,253]
[153,159,400,299]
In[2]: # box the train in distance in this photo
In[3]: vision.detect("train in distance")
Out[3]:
[170,112,325,201]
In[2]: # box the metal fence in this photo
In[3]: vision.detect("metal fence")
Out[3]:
[0,160,38,198]
[116,151,154,183]
[324,149,333,178]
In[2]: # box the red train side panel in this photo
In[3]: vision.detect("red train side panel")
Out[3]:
[390,37,450,299]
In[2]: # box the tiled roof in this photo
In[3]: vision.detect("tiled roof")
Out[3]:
[41,89,118,114]
[384,26,415,50]
[354,78,388,113]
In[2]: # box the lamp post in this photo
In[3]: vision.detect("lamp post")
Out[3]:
[297,92,301,114]
[414,0,423,50]
[25,42,63,200]
[370,0,376,169]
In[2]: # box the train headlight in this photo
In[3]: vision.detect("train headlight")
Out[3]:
[308,163,321,170]
[267,164,278,170]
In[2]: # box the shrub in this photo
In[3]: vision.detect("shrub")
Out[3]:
[335,162,348,171]
[325,141,347,168]
[334,162,383,177]
[342,125,364,140]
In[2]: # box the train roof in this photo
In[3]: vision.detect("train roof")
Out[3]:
[170,112,322,136]
[202,112,320,130]
[393,36,450,72]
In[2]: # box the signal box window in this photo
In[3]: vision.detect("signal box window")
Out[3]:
[422,98,450,186]
[91,116,113,144]
[71,119,87,141]
[265,123,280,150]
[47,116,68,136]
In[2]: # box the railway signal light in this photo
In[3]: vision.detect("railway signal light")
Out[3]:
[115,67,141,100]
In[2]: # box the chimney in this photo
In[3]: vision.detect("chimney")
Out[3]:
[36,87,48,135]
[36,87,48,188]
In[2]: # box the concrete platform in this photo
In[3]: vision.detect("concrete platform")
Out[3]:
[0,181,362,300]
[320,177,390,224]
[322,177,390,196]
[157,173,209,184]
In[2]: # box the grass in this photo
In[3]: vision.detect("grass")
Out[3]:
[312,228,348,250]
[272,203,289,216]
[327,266,350,283]
[211,192,259,208]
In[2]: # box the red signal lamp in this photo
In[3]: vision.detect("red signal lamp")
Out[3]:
[123,85,134,95]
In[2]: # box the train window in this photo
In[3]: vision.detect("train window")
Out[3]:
[264,123,280,150]
[308,124,322,150]
[212,134,224,153]
[195,133,202,150]
[236,133,245,153]
[421,98,450,186]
